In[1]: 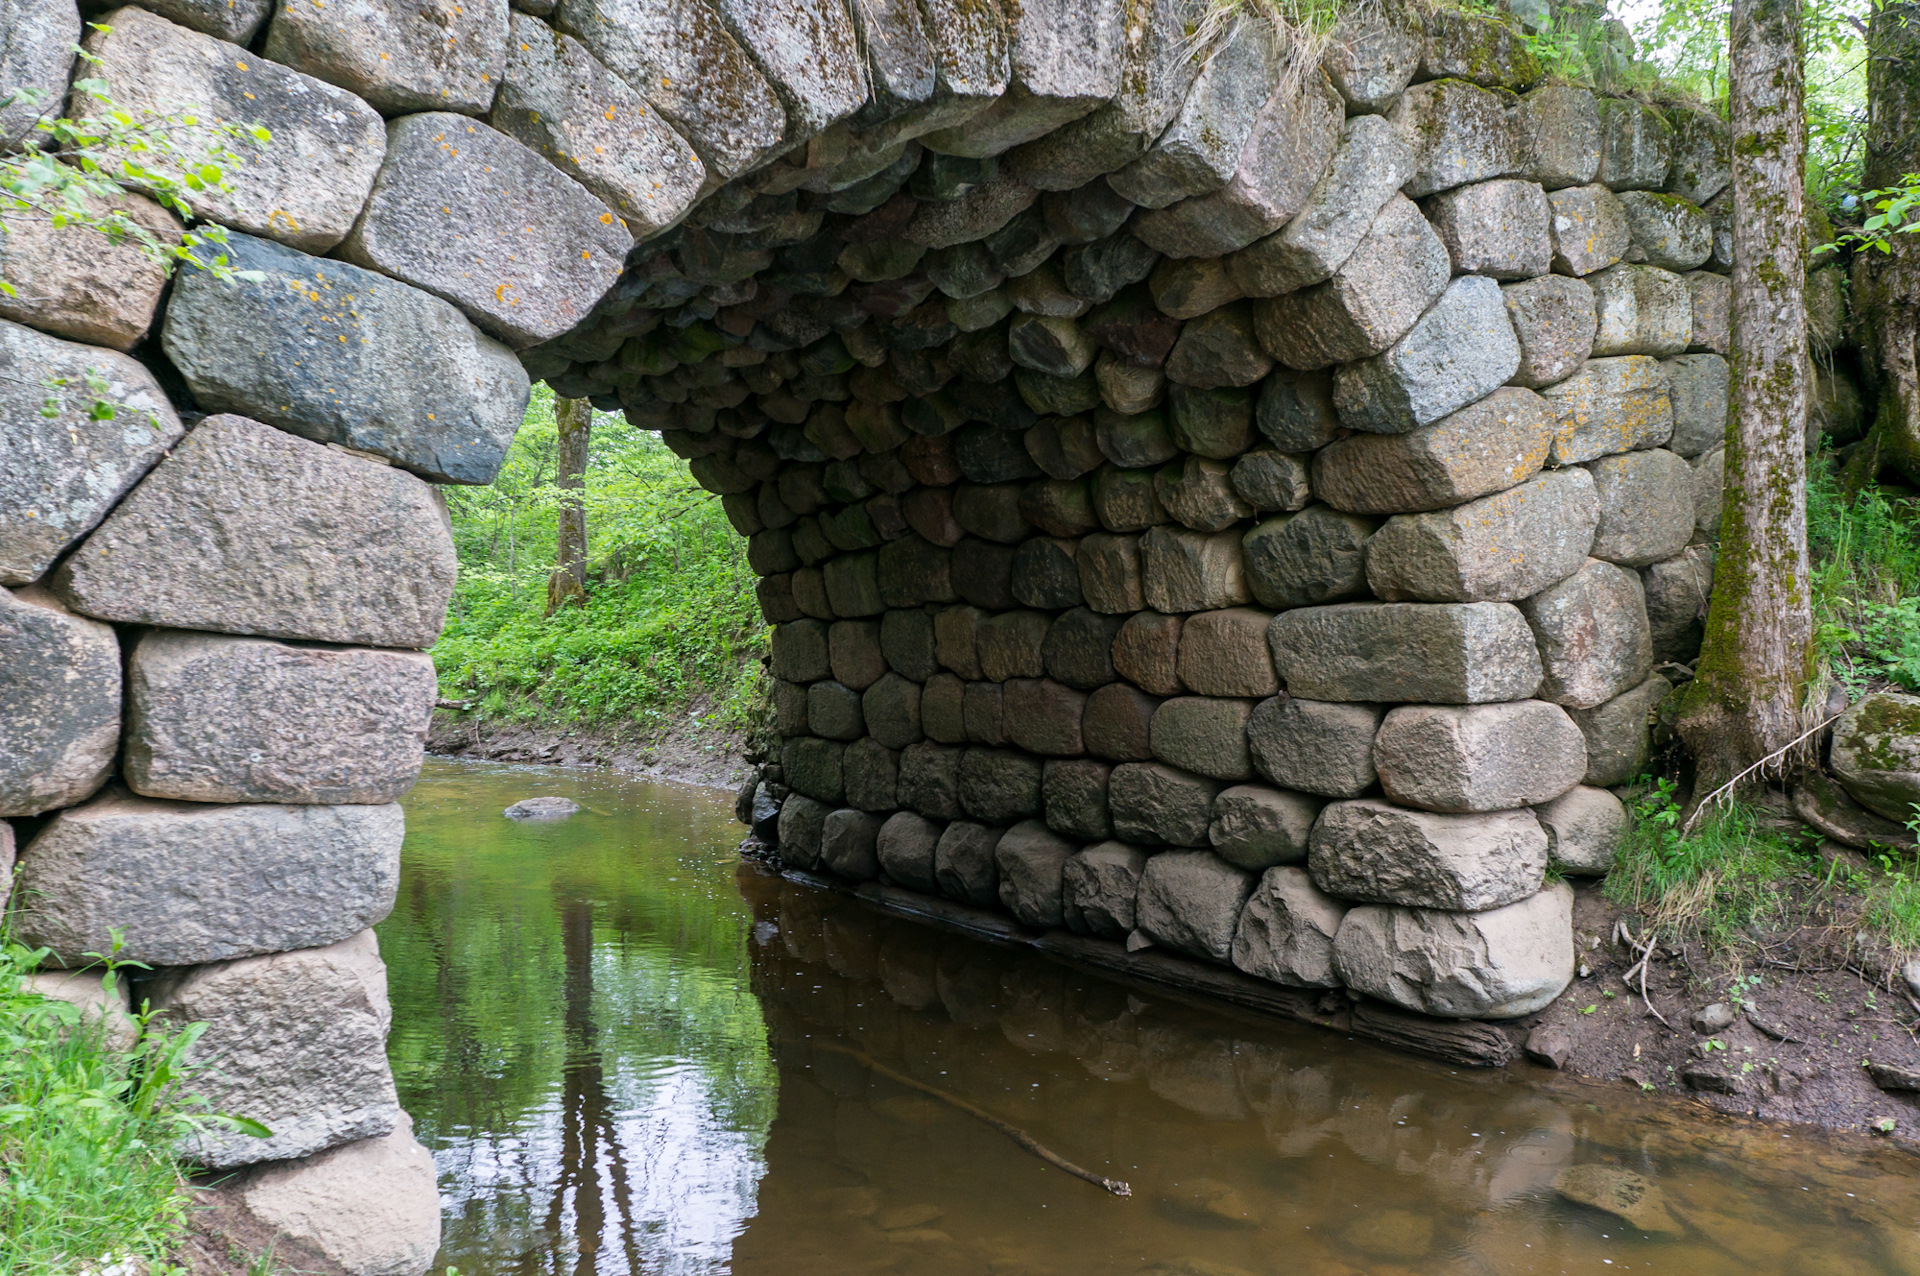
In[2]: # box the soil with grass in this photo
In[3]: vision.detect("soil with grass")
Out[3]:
[426,697,757,792]
[1515,797,1920,1145]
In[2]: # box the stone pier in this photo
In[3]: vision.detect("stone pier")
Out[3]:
[0,0,1755,1265]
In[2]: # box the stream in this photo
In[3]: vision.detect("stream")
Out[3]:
[379,759,1920,1275]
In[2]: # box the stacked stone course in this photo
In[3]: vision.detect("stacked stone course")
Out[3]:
[0,0,1857,1259]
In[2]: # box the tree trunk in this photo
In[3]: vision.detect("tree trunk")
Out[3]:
[546,396,591,617]
[1854,2,1920,486]
[1675,0,1814,794]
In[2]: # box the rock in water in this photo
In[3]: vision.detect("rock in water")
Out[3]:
[504,796,581,821]
[1552,1164,1684,1234]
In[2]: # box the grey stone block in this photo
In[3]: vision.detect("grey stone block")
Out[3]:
[1308,798,1547,911]
[1521,558,1654,710]
[1662,353,1728,457]
[953,482,1033,543]
[1567,673,1669,787]
[1251,194,1449,370]
[784,736,846,802]
[1310,386,1555,516]
[554,0,786,180]
[1083,682,1162,761]
[705,0,868,143]
[1130,70,1343,259]
[1109,761,1219,846]
[1419,7,1540,88]
[965,680,1007,745]
[1209,784,1321,871]
[337,113,628,349]
[1062,841,1149,937]
[124,631,433,805]
[1040,758,1113,841]
[81,8,386,252]
[1665,103,1731,205]
[1268,601,1545,704]
[0,587,121,819]
[1107,11,1282,208]
[1004,677,1087,756]
[1247,696,1382,798]
[1166,383,1257,460]
[0,190,179,351]
[922,672,968,743]
[1333,276,1522,435]
[16,792,400,968]
[934,820,1004,907]
[1147,256,1245,320]
[1230,447,1312,514]
[877,810,943,890]
[1256,368,1342,453]
[1241,506,1374,609]
[1540,354,1675,465]
[919,0,1121,159]
[807,681,866,741]
[770,619,831,683]
[1597,96,1672,191]
[1587,448,1695,567]
[959,747,1044,823]
[1618,190,1712,271]
[1642,544,1713,662]
[823,551,885,615]
[1111,610,1183,696]
[1011,536,1084,609]
[1373,700,1587,813]
[879,610,938,681]
[1691,446,1723,540]
[1332,883,1575,1019]
[1094,407,1179,470]
[899,741,965,819]
[864,672,925,749]
[1,321,184,585]
[1588,263,1691,357]
[1546,182,1629,276]
[1389,78,1514,199]
[1503,275,1597,389]
[1174,608,1278,698]
[821,808,885,879]
[777,793,831,868]
[1426,179,1552,279]
[1365,468,1600,603]
[53,417,456,649]
[0,0,78,147]
[1230,866,1347,988]
[146,931,399,1168]
[1321,6,1422,112]
[165,233,528,485]
[1078,531,1147,613]
[1134,849,1255,962]
[491,14,704,237]
[264,0,506,115]
[977,609,1050,682]
[1511,84,1600,189]
[1686,269,1731,354]
[1010,313,1099,377]
[1155,456,1251,533]
[844,737,902,811]
[1039,606,1122,690]
[1536,784,1627,875]
[1164,304,1272,390]
[1150,696,1254,781]
[1226,113,1413,297]
[995,819,1078,926]
[1140,526,1249,613]
[933,604,988,679]
[1024,416,1106,481]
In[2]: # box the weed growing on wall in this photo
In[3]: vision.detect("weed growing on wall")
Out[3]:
[432,385,766,730]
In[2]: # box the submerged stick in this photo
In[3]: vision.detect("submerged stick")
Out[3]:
[813,1040,1132,1197]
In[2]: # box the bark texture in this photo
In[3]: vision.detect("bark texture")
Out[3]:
[546,396,591,616]
[1676,0,1814,790]
[1854,2,1920,485]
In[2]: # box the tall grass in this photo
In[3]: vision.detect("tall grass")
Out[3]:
[1809,462,1920,694]
[0,936,243,1273]
[433,386,766,731]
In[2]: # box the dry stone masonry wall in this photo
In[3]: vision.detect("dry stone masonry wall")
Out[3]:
[0,0,1772,1266]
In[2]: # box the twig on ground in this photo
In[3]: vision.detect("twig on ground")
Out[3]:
[813,1040,1132,1197]
[1617,921,1675,1030]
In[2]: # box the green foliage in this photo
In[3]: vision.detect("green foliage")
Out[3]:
[0,934,261,1274]
[433,386,765,731]
[1808,463,1920,692]
[1605,778,1810,946]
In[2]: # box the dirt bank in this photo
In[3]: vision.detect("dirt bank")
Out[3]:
[426,699,755,792]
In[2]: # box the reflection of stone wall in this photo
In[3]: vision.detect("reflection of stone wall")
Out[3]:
[1,0,1762,1263]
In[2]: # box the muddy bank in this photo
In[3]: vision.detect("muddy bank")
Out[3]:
[426,701,754,792]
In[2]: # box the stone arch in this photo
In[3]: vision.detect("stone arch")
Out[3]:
[2,0,1731,1266]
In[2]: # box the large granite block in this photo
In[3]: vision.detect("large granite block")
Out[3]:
[1365,468,1599,603]
[1332,883,1574,1019]
[1308,798,1547,911]
[0,587,120,819]
[1373,700,1587,813]
[0,191,180,350]
[1310,386,1553,515]
[1268,601,1544,704]
[921,0,1124,158]
[264,0,506,115]
[1332,276,1521,434]
[0,0,78,147]
[53,416,458,649]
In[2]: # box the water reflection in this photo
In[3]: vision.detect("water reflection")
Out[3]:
[388,760,1920,1276]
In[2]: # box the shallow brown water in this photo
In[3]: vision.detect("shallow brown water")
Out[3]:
[383,759,1920,1276]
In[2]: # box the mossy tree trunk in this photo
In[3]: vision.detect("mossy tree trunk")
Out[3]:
[1676,0,1814,794]
[1853,2,1920,486]
[545,396,592,617]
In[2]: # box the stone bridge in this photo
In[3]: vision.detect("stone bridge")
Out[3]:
[2,0,1743,1268]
